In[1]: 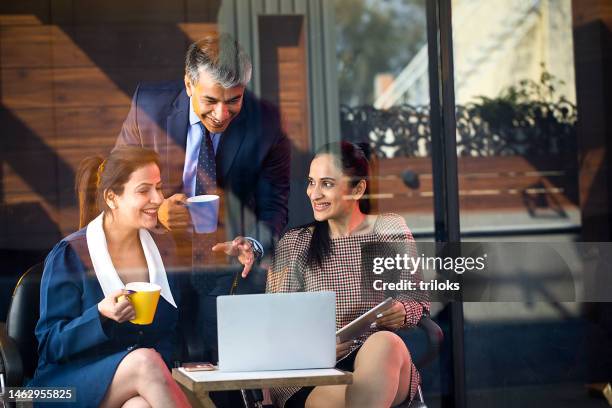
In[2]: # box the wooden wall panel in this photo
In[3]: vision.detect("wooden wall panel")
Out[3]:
[2,151,59,201]
[1,106,128,153]
[0,25,53,68]
[1,108,56,152]
[0,2,221,250]
[259,15,310,151]
[258,14,313,228]
[1,67,128,108]
[71,0,190,24]
[52,68,131,107]
[177,23,218,42]
[54,106,129,148]
[373,156,578,214]
[61,25,191,68]
[1,68,54,108]
[0,1,51,26]
[185,0,222,23]
[50,24,216,69]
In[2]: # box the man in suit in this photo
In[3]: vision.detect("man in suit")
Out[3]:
[116,34,290,363]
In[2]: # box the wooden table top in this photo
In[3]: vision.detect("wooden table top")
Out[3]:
[172,367,353,392]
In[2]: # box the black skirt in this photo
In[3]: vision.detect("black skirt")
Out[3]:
[285,347,361,408]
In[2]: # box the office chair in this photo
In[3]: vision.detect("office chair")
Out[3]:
[404,312,443,408]
[0,263,43,408]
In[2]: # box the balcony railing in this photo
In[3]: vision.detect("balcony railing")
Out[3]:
[340,100,577,158]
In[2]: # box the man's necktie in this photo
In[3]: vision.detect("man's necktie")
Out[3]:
[195,122,217,196]
[192,122,219,295]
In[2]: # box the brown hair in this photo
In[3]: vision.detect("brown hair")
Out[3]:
[75,146,161,228]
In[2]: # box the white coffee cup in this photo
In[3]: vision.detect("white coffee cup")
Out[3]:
[186,195,220,233]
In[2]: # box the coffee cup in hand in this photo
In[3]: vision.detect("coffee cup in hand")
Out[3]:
[186,194,220,233]
[124,282,161,325]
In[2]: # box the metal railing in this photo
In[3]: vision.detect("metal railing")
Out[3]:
[340,100,577,158]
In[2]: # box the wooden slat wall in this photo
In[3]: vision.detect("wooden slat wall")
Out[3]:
[1,0,340,248]
[259,15,310,152]
[0,2,218,249]
[0,0,341,249]
[373,156,579,215]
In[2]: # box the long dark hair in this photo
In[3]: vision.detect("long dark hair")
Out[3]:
[307,141,370,267]
[75,146,161,228]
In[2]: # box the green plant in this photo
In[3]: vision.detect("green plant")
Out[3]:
[469,66,577,127]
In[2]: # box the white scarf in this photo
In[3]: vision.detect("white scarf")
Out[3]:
[85,213,177,308]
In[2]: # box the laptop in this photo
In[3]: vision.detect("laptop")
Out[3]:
[217,291,336,371]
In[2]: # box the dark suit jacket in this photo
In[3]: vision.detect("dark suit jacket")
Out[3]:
[116,81,290,254]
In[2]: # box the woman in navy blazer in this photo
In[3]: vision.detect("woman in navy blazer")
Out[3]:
[29,147,189,407]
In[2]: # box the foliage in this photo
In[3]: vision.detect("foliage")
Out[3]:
[468,67,577,130]
[340,68,578,158]
[335,0,426,106]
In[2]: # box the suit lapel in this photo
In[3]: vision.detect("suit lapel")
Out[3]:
[217,91,257,183]
[217,117,247,184]
[165,89,189,194]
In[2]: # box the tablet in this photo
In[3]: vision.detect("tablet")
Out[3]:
[335,297,394,343]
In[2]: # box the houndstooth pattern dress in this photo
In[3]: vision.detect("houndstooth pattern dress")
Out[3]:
[266,213,430,407]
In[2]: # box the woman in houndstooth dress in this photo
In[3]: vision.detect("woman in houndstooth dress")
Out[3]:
[267,141,429,408]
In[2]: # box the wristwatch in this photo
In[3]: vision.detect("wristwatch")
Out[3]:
[245,237,264,261]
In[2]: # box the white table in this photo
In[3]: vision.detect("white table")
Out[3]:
[172,367,353,407]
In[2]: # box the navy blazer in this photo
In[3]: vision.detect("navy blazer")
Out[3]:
[116,81,291,252]
[29,228,180,407]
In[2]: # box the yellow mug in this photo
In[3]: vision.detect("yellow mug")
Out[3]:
[124,282,161,325]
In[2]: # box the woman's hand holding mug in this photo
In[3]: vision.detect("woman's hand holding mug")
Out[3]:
[98,289,136,323]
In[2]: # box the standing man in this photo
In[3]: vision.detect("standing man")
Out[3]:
[116,33,290,362]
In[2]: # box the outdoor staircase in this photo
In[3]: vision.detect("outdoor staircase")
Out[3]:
[374,0,542,108]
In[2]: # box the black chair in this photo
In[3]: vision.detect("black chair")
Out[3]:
[405,312,444,408]
[0,263,43,407]
[0,262,215,390]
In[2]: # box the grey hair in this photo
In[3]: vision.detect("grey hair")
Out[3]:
[185,33,252,88]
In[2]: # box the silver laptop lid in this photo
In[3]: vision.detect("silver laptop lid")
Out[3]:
[217,291,336,372]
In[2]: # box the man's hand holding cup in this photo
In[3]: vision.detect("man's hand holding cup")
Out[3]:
[158,193,191,230]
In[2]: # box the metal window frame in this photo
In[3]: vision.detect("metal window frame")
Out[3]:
[426,0,466,407]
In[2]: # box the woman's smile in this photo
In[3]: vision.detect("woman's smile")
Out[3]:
[142,207,159,218]
[312,201,331,212]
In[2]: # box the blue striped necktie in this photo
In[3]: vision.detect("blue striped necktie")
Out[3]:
[192,123,218,293]
[195,122,217,195]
